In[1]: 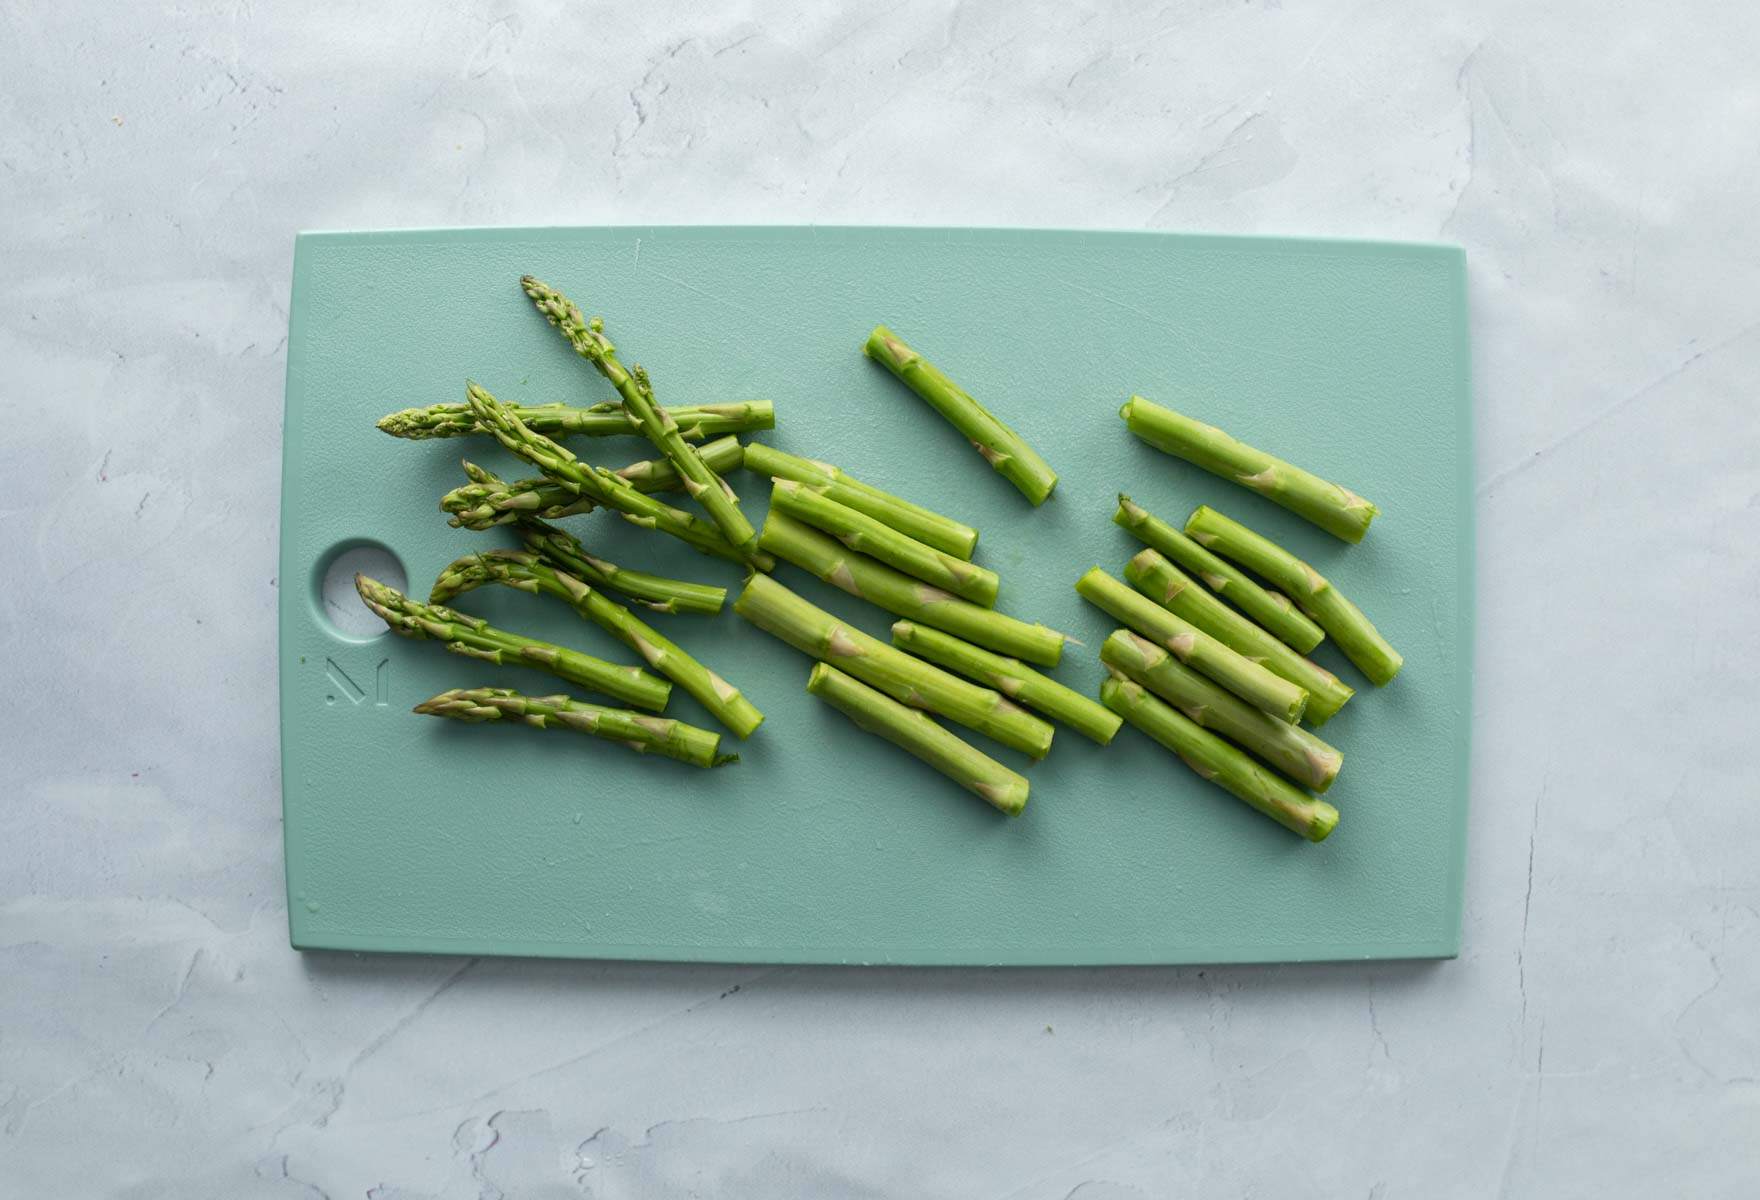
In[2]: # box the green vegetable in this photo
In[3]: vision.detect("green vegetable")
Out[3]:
[520,518,727,617]
[742,442,978,559]
[414,687,735,768]
[442,436,745,530]
[377,399,773,441]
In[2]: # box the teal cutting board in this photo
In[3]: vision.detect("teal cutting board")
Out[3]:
[279,226,1472,965]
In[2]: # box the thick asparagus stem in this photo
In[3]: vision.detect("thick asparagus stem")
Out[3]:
[414,687,734,768]
[353,574,671,711]
[759,511,1068,666]
[742,442,978,559]
[442,437,745,530]
[864,325,1058,505]
[1075,567,1308,723]
[1185,506,1404,685]
[1124,548,1354,725]
[1113,493,1324,654]
[890,621,1121,745]
[377,399,773,441]
[770,479,999,607]
[1120,396,1379,543]
[522,275,760,563]
[805,664,1028,815]
[520,519,726,616]
[734,573,1054,759]
[430,551,764,739]
[1101,631,1342,792]
[1100,676,1339,842]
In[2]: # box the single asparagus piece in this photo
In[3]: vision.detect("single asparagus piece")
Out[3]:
[1113,493,1324,654]
[864,325,1058,505]
[520,519,726,616]
[742,442,978,559]
[442,437,745,529]
[1075,567,1308,723]
[466,383,770,569]
[734,573,1053,758]
[759,511,1068,666]
[1124,548,1354,725]
[1101,630,1342,792]
[377,399,773,441]
[1120,396,1378,543]
[414,687,734,768]
[1185,506,1404,685]
[430,551,764,739]
[522,276,761,563]
[770,478,999,607]
[353,574,671,711]
[805,664,1028,815]
[890,621,1121,745]
[1101,676,1338,842]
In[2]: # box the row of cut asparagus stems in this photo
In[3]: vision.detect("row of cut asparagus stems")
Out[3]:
[363,277,1401,840]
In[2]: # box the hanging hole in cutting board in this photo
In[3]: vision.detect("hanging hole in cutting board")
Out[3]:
[312,540,406,641]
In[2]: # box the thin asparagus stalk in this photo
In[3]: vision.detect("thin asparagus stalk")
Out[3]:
[1101,630,1342,792]
[430,551,764,739]
[742,442,978,559]
[1075,567,1307,723]
[1113,493,1324,654]
[414,687,735,768]
[1185,506,1404,685]
[890,621,1121,745]
[377,399,773,441]
[1124,548,1354,725]
[1120,396,1378,543]
[522,275,761,563]
[353,574,671,711]
[759,511,1068,666]
[770,479,999,607]
[734,573,1054,759]
[442,436,745,529]
[520,519,726,616]
[1100,676,1339,842]
[864,325,1058,505]
[805,664,1028,815]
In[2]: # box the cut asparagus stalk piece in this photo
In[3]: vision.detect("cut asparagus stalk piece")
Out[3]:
[377,399,773,441]
[442,436,745,529]
[1101,675,1338,842]
[1114,493,1324,654]
[414,687,735,768]
[734,573,1054,759]
[521,519,726,617]
[1185,506,1403,685]
[864,325,1058,505]
[742,442,978,559]
[1075,567,1307,723]
[1120,395,1378,543]
[890,621,1121,745]
[770,478,999,607]
[806,664,1028,815]
[1101,630,1341,792]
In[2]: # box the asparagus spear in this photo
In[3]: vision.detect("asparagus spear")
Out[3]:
[890,621,1121,745]
[864,325,1058,505]
[1075,567,1307,723]
[1124,548,1354,725]
[522,276,761,563]
[442,436,745,529]
[742,442,978,559]
[770,478,1000,607]
[353,574,671,711]
[520,519,726,616]
[1100,676,1339,842]
[377,399,773,441]
[430,551,764,739]
[1120,396,1378,543]
[414,687,735,768]
[1185,506,1404,685]
[806,664,1028,815]
[1101,630,1342,792]
[466,382,771,569]
[759,511,1068,666]
[1113,493,1324,654]
[734,573,1054,759]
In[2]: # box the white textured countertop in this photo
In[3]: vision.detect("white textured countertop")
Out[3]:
[4,2,1756,1194]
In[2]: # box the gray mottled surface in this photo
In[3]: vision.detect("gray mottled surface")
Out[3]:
[3,1,1756,1195]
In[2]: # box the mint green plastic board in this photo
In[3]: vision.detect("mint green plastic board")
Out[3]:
[279,226,1472,965]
